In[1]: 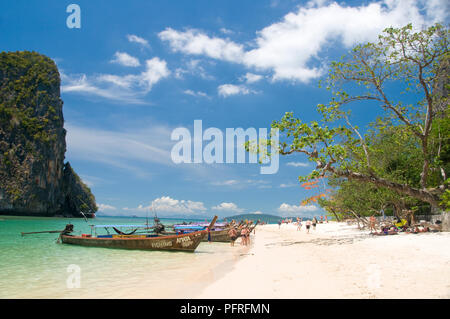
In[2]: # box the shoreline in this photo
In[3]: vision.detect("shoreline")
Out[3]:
[193,222,450,299]
[0,215,252,299]
[2,217,448,298]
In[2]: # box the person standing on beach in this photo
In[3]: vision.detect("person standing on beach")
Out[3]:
[246,226,251,245]
[228,227,237,246]
[278,220,281,229]
[297,218,302,231]
[369,215,377,233]
[305,220,311,234]
[240,227,246,246]
[312,217,317,230]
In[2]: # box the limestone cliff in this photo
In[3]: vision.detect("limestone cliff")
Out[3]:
[0,51,97,217]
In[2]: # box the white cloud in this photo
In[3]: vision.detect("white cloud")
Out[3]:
[96,74,137,88]
[139,58,171,90]
[174,59,214,80]
[286,162,310,167]
[98,204,117,212]
[183,89,208,98]
[124,196,207,216]
[123,204,149,212]
[110,52,140,67]
[211,179,240,186]
[249,211,263,215]
[153,196,207,215]
[159,0,447,82]
[277,203,319,216]
[240,72,264,84]
[218,84,254,97]
[61,57,170,103]
[423,0,449,23]
[159,28,245,63]
[245,0,441,82]
[220,27,234,35]
[60,73,136,103]
[211,179,271,189]
[80,174,109,187]
[212,202,244,213]
[127,34,150,47]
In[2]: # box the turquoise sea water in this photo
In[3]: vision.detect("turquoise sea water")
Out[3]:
[0,215,246,298]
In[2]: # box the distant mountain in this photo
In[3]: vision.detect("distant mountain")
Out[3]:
[223,213,282,224]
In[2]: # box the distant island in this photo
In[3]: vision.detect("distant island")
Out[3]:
[223,213,283,224]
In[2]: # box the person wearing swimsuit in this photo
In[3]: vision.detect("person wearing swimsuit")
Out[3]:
[306,220,311,234]
[228,227,238,246]
[312,217,317,230]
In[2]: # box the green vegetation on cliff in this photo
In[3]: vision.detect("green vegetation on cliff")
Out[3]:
[0,51,60,144]
[0,51,97,217]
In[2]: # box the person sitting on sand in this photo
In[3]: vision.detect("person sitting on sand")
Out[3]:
[228,227,238,246]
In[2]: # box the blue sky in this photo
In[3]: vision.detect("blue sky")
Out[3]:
[1,0,447,218]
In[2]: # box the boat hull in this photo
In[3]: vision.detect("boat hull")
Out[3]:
[204,224,257,243]
[61,230,207,252]
[202,229,234,242]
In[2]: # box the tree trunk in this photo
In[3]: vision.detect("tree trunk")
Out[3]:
[350,210,368,228]
[330,208,341,222]
[329,167,443,207]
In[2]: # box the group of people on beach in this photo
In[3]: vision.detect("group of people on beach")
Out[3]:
[278,215,328,234]
[227,220,252,247]
[368,214,442,235]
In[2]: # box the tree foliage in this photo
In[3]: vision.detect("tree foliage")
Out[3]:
[265,24,449,209]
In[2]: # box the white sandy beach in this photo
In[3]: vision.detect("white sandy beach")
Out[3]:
[194,222,450,299]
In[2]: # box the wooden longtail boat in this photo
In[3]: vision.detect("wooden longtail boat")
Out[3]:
[61,216,218,252]
[201,220,259,243]
[61,231,206,252]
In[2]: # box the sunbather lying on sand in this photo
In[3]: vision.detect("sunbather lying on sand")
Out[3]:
[372,226,398,236]
[406,226,429,233]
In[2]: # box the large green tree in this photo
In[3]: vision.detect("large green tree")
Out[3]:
[262,24,449,208]
[319,123,431,219]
